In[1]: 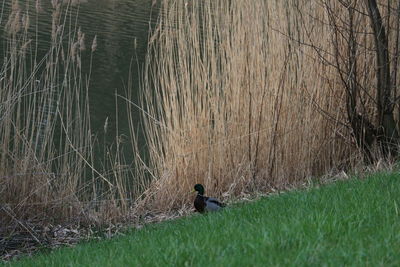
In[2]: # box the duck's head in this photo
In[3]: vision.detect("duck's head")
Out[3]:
[194,184,205,195]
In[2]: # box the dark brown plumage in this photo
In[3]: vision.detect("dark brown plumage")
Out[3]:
[193,184,225,213]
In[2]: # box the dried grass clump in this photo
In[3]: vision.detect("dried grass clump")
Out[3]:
[138,0,365,211]
[1,1,86,225]
[0,1,134,247]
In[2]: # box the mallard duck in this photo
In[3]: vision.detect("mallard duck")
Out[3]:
[193,184,225,213]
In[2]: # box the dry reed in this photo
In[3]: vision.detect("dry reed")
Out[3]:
[0,0,137,241]
[137,0,400,211]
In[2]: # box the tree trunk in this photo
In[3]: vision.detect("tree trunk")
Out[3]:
[365,0,399,157]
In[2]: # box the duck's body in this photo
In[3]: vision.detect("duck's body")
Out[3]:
[193,184,225,213]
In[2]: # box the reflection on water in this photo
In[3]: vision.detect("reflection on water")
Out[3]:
[1,0,159,143]
[78,0,158,138]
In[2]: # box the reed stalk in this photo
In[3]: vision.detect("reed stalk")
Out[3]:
[137,0,400,210]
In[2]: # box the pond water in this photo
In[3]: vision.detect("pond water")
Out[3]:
[1,0,159,148]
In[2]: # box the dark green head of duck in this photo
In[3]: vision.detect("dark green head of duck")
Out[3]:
[194,184,205,195]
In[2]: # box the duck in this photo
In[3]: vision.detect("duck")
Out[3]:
[193,184,225,213]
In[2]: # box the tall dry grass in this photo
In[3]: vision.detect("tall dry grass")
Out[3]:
[0,0,138,235]
[0,0,91,225]
[137,0,400,210]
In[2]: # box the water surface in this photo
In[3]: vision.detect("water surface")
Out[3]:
[1,0,159,147]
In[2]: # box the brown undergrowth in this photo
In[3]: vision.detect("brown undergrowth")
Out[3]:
[0,0,137,259]
[137,0,357,211]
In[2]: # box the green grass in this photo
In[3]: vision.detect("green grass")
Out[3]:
[6,172,400,266]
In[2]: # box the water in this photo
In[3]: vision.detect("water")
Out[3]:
[74,0,159,138]
[1,0,159,147]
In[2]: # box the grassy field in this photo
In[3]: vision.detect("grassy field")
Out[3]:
[5,172,400,266]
